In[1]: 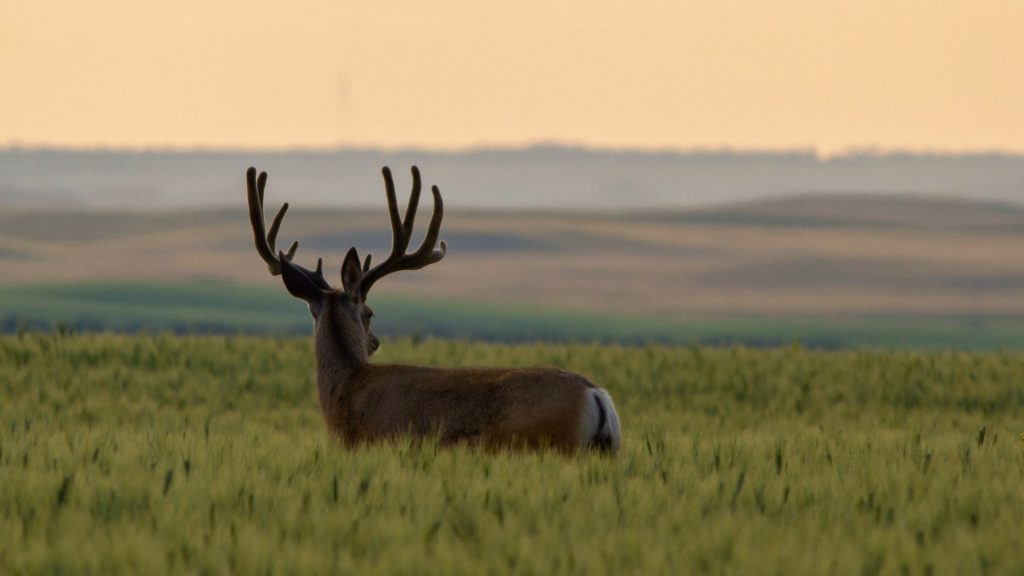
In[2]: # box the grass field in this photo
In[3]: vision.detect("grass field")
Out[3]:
[2,332,1023,574]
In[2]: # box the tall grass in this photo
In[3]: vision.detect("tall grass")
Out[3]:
[2,333,1023,574]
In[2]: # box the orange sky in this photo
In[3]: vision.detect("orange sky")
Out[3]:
[2,0,1022,153]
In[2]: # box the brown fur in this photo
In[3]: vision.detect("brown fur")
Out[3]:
[327,365,592,451]
[312,293,594,452]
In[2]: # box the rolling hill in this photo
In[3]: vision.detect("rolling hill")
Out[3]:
[2,193,1024,348]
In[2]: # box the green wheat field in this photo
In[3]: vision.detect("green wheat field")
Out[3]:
[2,332,1023,575]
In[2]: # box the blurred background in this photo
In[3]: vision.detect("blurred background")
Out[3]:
[2,1,1023,349]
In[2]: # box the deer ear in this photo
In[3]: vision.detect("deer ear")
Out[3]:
[280,253,324,306]
[341,247,363,298]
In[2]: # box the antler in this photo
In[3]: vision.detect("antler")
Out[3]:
[359,166,447,298]
[246,167,332,290]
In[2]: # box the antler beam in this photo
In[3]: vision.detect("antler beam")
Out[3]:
[246,167,332,290]
[359,166,447,298]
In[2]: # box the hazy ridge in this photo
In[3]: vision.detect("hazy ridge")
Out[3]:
[3,192,1024,317]
[3,146,1024,210]
[5,153,1024,347]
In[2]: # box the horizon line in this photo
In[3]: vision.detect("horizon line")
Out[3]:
[3,141,1024,160]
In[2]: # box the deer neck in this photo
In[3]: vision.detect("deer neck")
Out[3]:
[313,314,368,412]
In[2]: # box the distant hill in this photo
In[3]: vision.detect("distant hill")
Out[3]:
[681,193,1024,232]
[2,146,1024,210]
[3,192,1024,318]
[4,191,1024,347]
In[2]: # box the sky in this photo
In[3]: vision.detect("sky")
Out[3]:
[2,0,1022,153]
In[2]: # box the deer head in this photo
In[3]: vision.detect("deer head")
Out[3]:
[245,166,447,361]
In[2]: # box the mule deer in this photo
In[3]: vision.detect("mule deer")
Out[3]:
[245,166,620,453]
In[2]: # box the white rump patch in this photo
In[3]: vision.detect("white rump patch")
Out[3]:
[578,391,601,445]
[579,388,622,453]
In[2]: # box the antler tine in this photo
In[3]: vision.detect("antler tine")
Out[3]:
[359,166,447,298]
[245,167,331,289]
[401,166,422,242]
[246,167,282,274]
[413,185,446,263]
[381,167,409,254]
[259,170,301,262]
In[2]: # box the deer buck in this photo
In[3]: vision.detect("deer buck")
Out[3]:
[245,165,621,453]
